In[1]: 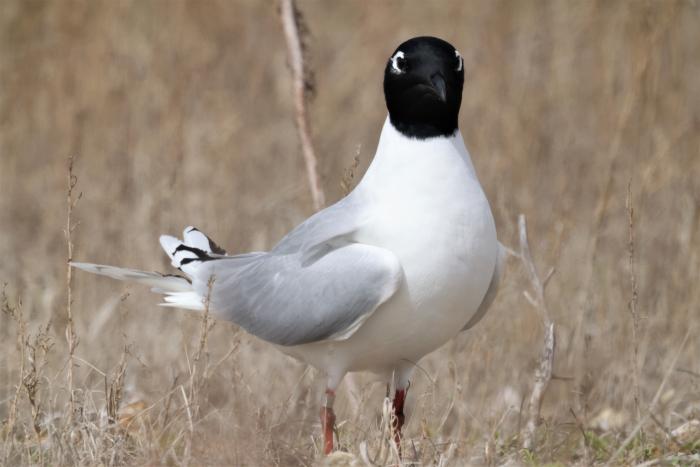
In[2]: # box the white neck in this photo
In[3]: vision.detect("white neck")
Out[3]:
[359,116,479,189]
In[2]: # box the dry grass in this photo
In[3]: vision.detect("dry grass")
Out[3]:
[1,1,699,465]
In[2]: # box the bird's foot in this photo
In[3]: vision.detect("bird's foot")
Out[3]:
[392,388,407,448]
[320,406,336,454]
[320,389,336,455]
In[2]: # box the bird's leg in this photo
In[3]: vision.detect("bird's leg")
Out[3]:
[320,388,336,455]
[391,385,408,446]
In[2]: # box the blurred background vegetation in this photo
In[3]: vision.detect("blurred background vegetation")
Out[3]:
[1,1,698,465]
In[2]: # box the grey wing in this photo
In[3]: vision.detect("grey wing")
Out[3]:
[196,243,402,346]
[272,190,371,255]
[461,243,506,331]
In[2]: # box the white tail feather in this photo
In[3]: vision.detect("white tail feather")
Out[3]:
[70,262,191,292]
[72,226,225,312]
[183,226,211,252]
[159,235,181,260]
[158,227,224,276]
[160,291,205,311]
[70,262,205,311]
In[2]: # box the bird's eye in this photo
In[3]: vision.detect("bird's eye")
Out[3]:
[390,51,407,74]
[455,50,463,72]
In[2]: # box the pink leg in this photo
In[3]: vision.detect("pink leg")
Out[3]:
[392,387,408,446]
[320,389,336,455]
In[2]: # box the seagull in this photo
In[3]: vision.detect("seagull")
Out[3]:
[72,36,504,455]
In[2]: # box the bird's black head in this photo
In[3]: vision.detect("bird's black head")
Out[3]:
[383,36,464,139]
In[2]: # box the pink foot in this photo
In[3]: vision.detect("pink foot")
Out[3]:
[320,390,336,455]
[392,388,407,447]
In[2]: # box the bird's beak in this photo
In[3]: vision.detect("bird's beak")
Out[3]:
[430,72,447,102]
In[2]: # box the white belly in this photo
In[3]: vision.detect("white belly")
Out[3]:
[283,140,498,375]
[345,190,496,370]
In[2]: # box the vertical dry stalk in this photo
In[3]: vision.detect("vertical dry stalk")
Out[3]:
[606,330,690,465]
[279,0,325,211]
[193,276,215,369]
[626,180,643,426]
[518,215,556,451]
[358,396,398,466]
[2,288,25,461]
[106,346,128,425]
[65,155,81,424]
[188,275,215,435]
[179,385,194,465]
[574,38,651,425]
[22,323,53,443]
[575,11,674,431]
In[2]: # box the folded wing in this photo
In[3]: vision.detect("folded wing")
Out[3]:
[195,243,403,346]
[73,192,404,347]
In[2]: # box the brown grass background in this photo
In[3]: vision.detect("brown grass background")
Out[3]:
[1,1,699,465]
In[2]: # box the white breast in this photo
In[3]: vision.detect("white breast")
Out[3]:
[286,119,498,374]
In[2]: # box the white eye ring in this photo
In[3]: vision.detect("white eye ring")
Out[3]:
[390,51,406,74]
[455,50,463,72]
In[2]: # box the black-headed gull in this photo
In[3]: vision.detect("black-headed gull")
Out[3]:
[73,36,504,454]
